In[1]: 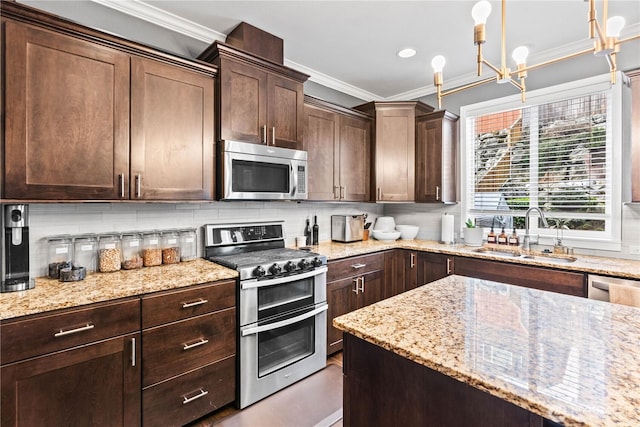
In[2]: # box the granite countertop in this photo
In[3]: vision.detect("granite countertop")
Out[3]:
[333,275,640,427]
[0,259,238,321]
[310,239,640,280]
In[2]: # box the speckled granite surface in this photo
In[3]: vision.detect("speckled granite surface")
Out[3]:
[311,239,640,280]
[334,275,640,427]
[0,259,237,320]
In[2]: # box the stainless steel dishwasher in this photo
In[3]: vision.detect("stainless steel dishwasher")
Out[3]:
[587,274,640,302]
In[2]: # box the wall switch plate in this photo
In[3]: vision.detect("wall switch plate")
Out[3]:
[630,245,640,255]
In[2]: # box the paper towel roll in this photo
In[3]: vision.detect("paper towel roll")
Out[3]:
[441,213,455,244]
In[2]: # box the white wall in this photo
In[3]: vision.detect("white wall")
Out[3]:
[23,202,384,278]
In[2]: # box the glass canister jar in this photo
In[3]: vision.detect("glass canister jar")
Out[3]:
[161,230,180,264]
[179,228,197,262]
[73,234,97,273]
[142,231,162,267]
[121,232,143,270]
[98,234,122,273]
[47,235,73,279]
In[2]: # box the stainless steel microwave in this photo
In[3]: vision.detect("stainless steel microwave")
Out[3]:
[218,140,308,200]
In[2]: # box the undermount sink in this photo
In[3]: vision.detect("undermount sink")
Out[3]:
[471,247,577,263]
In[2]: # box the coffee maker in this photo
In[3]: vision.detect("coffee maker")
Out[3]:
[1,204,34,292]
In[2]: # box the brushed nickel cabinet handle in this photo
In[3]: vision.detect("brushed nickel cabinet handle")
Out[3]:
[436,186,440,201]
[54,323,95,337]
[119,173,125,198]
[446,258,452,275]
[334,186,340,200]
[135,174,141,198]
[182,389,209,405]
[360,276,365,293]
[352,277,360,294]
[271,126,276,145]
[340,186,345,199]
[351,263,367,269]
[410,253,415,268]
[131,337,136,367]
[183,338,209,351]
[182,298,208,309]
[377,187,382,201]
[262,125,267,144]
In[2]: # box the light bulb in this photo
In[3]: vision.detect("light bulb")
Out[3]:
[606,16,625,37]
[431,55,446,73]
[471,1,492,25]
[512,46,529,65]
[397,48,417,58]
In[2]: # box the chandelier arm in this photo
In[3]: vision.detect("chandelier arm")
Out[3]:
[516,47,594,75]
[618,33,640,44]
[509,79,523,91]
[440,76,496,98]
[593,19,608,45]
[482,59,502,76]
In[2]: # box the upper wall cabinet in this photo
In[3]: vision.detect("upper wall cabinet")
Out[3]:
[303,97,371,201]
[354,101,434,202]
[415,110,459,203]
[2,5,216,201]
[198,42,308,150]
[628,68,640,202]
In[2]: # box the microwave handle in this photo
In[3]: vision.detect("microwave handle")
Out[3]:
[241,304,328,337]
[240,266,328,290]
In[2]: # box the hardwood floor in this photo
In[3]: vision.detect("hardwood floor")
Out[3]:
[187,353,343,427]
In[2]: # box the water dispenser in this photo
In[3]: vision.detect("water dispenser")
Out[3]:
[1,204,34,292]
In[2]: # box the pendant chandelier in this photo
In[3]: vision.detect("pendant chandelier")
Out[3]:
[431,0,640,109]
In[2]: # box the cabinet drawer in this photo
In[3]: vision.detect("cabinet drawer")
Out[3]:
[454,257,586,297]
[142,355,235,427]
[142,307,236,387]
[142,279,236,328]
[328,253,384,282]
[1,298,140,365]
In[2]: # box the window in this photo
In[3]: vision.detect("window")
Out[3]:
[461,74,627,250]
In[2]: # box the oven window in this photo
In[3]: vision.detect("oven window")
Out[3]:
[258,276,314,320]
[258,311,315,377]
[232,159,290,193]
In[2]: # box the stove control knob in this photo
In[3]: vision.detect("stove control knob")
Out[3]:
[312,257,323,267]
[298,259,310,270]
[284,261,296,272]
[269,263,282,275]
[253,265,266,278]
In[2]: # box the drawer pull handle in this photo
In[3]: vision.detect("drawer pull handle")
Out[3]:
[54,323,95,337]
[183,338,209,351]
[182,389,209,405]
[351,263,367,269]
[182,298,208,309]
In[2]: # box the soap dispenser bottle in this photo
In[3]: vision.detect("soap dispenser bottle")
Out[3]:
[508,228,520,246]
[498,227,508,245]
[487,226,497,244]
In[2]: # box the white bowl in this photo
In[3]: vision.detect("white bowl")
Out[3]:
[396,225,419,240]
[371,230,401,241]
[374,217,396,231]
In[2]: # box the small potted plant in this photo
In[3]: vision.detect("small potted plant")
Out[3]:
[464,218,484,246]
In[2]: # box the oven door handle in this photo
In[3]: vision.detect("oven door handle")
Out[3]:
[241,266,328,290]
[241,304,328,337]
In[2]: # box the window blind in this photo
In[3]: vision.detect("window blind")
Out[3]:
[467,92,611,224]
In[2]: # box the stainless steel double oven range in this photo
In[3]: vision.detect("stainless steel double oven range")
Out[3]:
[204,221,328,408]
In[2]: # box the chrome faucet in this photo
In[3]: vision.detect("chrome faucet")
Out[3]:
[523,207,548,251]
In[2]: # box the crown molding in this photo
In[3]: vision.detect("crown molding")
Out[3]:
[90,0,226,43]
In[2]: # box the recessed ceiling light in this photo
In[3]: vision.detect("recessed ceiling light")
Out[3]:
[397,48,417,58]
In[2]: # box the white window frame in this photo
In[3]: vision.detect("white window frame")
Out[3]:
[460,73,626,252]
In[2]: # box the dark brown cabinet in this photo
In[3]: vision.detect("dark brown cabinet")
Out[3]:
[304,97,371,201]
[2,11,216,201]
[0,299,141,427]
[628,68,640,202]
[141,280,236,426]
[384,249,418,298]
[454,257,586,297]
[327,253,384,355]
[354,101,434,202]
[417,252,454,286]
[199,43,308,149]
[415,110,458,203]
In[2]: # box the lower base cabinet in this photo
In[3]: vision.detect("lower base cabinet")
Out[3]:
[383,250,418,298]
[416,252,454,286]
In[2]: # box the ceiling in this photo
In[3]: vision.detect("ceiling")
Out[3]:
[18,1,640,102]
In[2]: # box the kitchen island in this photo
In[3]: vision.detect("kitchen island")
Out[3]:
[334,275,640,427]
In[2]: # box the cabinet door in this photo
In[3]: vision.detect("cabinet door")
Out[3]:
[417,252,453,286]
[4,21,130,200]
[629,69,640,202]
[267,74,304,149]
[327,276,359,355]
[1,332,141,427]
[384,250,418,298]
[339,115,371,201]
[304,105,339,200]
[357,269,385,309]
[415,111,458,203]
[374,107,415,201]
[130,58,214,200]
[219,58,267,144]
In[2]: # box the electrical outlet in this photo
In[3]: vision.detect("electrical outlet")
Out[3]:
[630,245,640,255]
